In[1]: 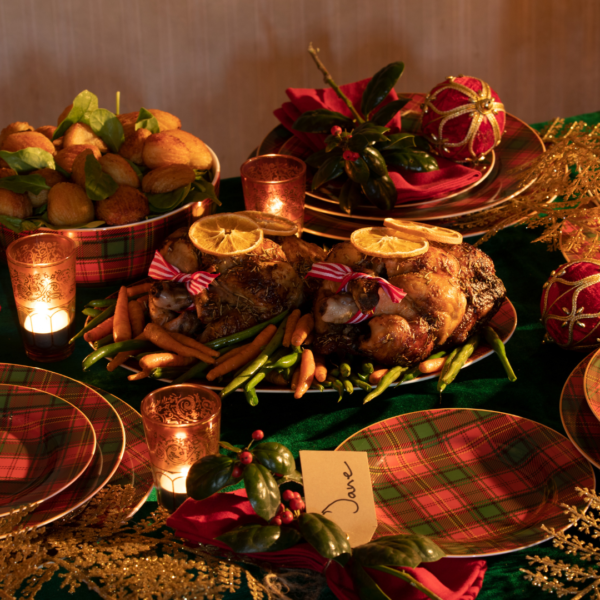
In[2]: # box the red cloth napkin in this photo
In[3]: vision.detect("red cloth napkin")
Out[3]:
[167,489,487,600]
[274,79,482,204]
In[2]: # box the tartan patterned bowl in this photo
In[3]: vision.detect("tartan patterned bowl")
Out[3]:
[0,145,220,287]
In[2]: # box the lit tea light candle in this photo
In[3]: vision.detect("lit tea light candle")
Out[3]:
[156,467,191,512]
[24,307,70,334]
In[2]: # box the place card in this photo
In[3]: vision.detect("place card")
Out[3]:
[300,450,377,547]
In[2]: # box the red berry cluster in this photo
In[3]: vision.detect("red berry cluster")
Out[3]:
[231,430,265,478]
[330,125,343,136]
[270,489,305,525]
[342,150,360,162]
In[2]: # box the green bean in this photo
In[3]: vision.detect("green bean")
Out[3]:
[363,365,406,404]
[438,335,480,393]
[360,362,375,376]
[150,367,187,380]
[311,382,325,392]
[340,363,352,378]
[331,379,344,402]
[206,310,289,350]
[484,326,517,382]
[341,378,353,394]
[322,380,333,388]
[220,317,288,398]
[330,368,340,378]
[270,351,301,370]
[93,334,114,349]
[82,307,102,318]
[245,369,268,393]
[85,299,118,308]
[244,387,259,406]
[437,347,460,392]
[400,366,420,383]
[356,372,370,382]
[70,304,116,344]
[350,376,371,393]
[172,361,210,385]
[83,339,154,371]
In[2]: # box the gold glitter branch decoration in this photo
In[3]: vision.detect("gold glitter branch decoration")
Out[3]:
[457,118,600,252]
[521,487,600,598]
[0,486,310,600]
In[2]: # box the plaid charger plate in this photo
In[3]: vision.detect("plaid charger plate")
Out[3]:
[560,353,600,470]
[583,348,600,423]
[337,407,594,557]
[0,384,96,516]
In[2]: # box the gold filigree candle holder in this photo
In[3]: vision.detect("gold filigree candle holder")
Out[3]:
[141,384,221,513]
[6,233,77,362]
[241,154,307,232]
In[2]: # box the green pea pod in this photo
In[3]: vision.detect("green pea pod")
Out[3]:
[363,365,406,404]
[400,366,420,383]
[437,347,459,392]
[243,463,281,522]
[356,372,370,382]
[344,156,370,184]
[172,360,210,385]
[206,310,289,350]
[338,179,364,215]
[350,376,371,393]
[484,326,517,382]
[245,369,268,392]
[439,335,480,393]
[82,307,102,318]
[361,146,388,177]
[70,304,116,344]
[82,339,154,371]
[220,316,288,398]
[330,368,340,378]
[149,367,187,380]
[322,380,333,388]
[85,299,117,308]
[361,174,396,211]
[342,378,354,394]
[340,362,352,378]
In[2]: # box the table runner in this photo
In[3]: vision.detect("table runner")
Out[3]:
[1,111,599,599]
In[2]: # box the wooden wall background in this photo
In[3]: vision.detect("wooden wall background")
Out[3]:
[0,0,598,178]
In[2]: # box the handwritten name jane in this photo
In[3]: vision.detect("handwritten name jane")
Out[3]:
[321,461,359,516]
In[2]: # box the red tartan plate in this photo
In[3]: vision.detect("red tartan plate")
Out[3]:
[560,354,600,469]
[101,296,516,394]
[0,384,96,516]
[337,407,594,557]
[582,348,600,423]
[0,365,125,532]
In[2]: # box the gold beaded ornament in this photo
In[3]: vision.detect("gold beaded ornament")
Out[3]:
[422,75,505,162]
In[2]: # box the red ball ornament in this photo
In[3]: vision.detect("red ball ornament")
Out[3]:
[541,260,600,351]
[421,75,505,162]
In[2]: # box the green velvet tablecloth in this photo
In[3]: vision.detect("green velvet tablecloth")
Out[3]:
[2,113,599,599]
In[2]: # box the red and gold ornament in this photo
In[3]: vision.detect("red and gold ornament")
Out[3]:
[421,75,505,162]
[541,260,600,351]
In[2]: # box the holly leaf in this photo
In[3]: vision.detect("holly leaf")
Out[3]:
[135,107,160,134]
[369,98,410,127]
[353,534,445,569]
[0,148,56,174]
[293,109,354,133]
[351,563,393,600]
[217,524,301,553]
[275,469,303,486]
[87,108,125,153]
[253,442,296,476]
[361,62,405,117]
[361,175,397,211]
[344,156,370,184]
[305,148,341,169]
[378,132,418,151]
[0,175,50,194]
[348,131,389,153]
[297,513,351,566]
[243,463,281,521]
[381,148,439,172]
[186,454,235,500]
[311,154,344,191]
[54,90,99,140]
[84,154,119,201]
[361,146,388,178]
[339,179,364,215]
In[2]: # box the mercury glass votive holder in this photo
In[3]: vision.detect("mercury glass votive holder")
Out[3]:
[6,233,77,362]
[240,154,307,232]
[141,384,221,513]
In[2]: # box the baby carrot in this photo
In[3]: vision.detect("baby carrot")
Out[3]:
[83,315,114,343]
[290,313,314,347]
[215,343,251,365]
[144,323,216,364]
[139,353,196,372]
[314,354,328,383]
[113,286,132,343]
[294,349,315,399]
[283,309,301,347]
[128,300,146,338]
[127,282,152,297]
[419,357,446,374]
[369,369,389,386]
[167,331,220,358]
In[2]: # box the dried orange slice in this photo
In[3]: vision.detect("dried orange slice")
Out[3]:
[383,218,463,245]
[189,213,263,256]
[350,226,429,258]
[237,210,298,237]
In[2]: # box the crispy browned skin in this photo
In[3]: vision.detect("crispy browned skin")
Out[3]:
[159,227,201,274]
[95,185,149,226]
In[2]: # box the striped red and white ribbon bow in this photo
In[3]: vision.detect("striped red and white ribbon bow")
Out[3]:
[306,262,406,324]
[148,251,220,296]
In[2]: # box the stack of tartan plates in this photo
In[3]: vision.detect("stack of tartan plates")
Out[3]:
[0,364,153,535]
[254,93,546,241]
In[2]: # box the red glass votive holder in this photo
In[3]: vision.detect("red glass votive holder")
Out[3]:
[141,384,221,513]
[240,154,307,232]
[6,233,77,362]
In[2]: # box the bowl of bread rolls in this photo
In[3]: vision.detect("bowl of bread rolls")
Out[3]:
[0,90,220,286]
